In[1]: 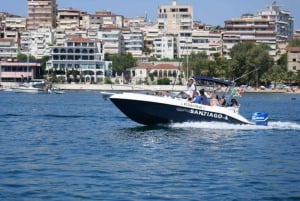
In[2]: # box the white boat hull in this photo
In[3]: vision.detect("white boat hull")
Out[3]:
[13,86,49,94]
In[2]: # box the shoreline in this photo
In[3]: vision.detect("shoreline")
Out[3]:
[52,83,299,94]
[1,82,299,94]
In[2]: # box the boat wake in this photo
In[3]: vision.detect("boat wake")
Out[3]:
[170,121,300,130]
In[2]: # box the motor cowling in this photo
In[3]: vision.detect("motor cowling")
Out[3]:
[251,112,268,126]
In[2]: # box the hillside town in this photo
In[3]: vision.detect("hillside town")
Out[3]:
[0,0,299,88]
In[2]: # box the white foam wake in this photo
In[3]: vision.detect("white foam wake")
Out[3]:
[170,121,300,131]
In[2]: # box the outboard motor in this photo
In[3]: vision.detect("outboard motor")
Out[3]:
[251,112,268,126]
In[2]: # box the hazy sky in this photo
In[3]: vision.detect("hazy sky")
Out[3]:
[2,0,299,29]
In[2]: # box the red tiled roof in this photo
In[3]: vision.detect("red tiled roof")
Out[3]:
[287,47,300,52]
[133,63,183,70]
[0,38,14,42]
[67,37,93,42]
[103,25,121,30]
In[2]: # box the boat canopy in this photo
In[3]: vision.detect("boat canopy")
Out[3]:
[193,75,234,87]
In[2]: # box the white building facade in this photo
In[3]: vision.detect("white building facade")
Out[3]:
[46,37,111,83]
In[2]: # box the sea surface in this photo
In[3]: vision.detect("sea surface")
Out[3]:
[0,91,300,201]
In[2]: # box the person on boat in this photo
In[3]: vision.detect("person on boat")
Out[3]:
[230,98,240,107]
[219,95,227,106]
[210,94,220,106]
[187,78,197,99]
[194,89,208,105]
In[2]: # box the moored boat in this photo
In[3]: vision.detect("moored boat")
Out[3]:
[13,80,50,94]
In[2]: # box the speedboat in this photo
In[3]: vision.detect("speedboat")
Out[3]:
[109,76,268,126]
[13,80,50,94]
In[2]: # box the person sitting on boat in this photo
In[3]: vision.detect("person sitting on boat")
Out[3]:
[194,89,208,105]
[210,94,220,106]
[219,95,227,106]
[230,98,240,107]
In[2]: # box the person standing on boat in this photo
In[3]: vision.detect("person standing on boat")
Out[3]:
[187,78,197,99]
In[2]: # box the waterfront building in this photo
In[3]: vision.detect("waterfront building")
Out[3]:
[0,38,19,59]
[258,1,294,41]
[129,61,183,85]
[287,47,300,72]
[157,0,193,35]
[222,13,277,59]
[46,37,111,83]
[0,60,41,82]
[27,0,57,30]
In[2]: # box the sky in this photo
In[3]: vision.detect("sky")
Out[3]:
[2,0,300,30]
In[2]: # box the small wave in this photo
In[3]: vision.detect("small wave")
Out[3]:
[170,121,300,131]
[0,113,25,117]
[43,114,88,118]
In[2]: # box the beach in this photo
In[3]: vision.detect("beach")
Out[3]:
[1,82,299,94]
[52,83,300,94]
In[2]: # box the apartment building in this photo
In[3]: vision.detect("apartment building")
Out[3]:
[0,13,26,42]
[27,0,57,30]
[83,11,124,30]
[97,27,123,55]
[57,8,86,30]
[141,23,159,55]
[20,29,54,59]
[153,35,175,59]
[294,30,300,39]
[157,0,193,35]
[123,29,144,58]
[287,47,300,72]
[0,38,19,58]
[222,14,277,58]
[258,1,294,41]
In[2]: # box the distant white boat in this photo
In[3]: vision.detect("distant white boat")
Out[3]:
[13,80,50,94]
[51,87,65,94]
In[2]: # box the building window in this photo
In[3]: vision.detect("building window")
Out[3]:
[293,58,296,62]
[293,66,296,70]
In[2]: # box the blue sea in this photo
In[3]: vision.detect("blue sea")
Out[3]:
[0,91,300,201]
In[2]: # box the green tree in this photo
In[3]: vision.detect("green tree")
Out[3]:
[182,51,209,78]
[229,42,274,86]
[157,77,171,85]
[17,53,36,62]
[111,53,137,75]
[39,56,49,78]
